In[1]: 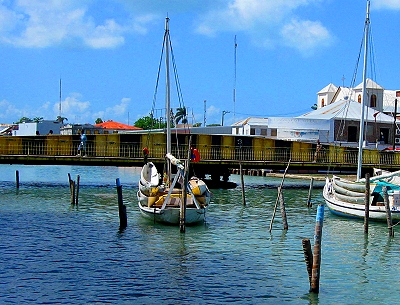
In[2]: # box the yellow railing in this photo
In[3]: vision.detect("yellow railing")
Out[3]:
[1,136,399,167]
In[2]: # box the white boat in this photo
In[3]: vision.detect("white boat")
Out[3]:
[323,0,400,221]
[323,176,400,220]
[137,18,211,225]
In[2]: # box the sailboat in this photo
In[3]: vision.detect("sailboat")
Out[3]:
[137,17,211,225]
[323,0,400,221]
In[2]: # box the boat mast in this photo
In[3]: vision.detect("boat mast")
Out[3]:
[165,17,171,156]
[357,0,370,181]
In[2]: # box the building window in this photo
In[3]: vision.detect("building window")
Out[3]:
[358,94,362,103]
[370,94,377,107]
[271,129,277,137]
[321,98,325,107]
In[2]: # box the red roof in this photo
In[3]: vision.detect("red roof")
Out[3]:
[94,120,142,130]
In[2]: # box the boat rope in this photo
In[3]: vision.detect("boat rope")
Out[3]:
[390,220,400,228]
[326,15,378,177]
[170,37,192,159]
[145,28,167,149]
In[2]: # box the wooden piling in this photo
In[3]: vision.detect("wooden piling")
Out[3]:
[68,173,75,205]
[278,186,288,230]
[364,173,370,234]
[240,162,246,206]
[307,177,314,207]
[269,159,291,232]
[116,178,127,229]
[180,154,191,233]
[302,238,313,285]
[310,204,324,293]
[75,175,80,206]
[383,186,394,237]
[16,170,20,189]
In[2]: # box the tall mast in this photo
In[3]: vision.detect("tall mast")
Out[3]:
[233,35,237,122]
[165,17,171,155]
[357,0,370,181]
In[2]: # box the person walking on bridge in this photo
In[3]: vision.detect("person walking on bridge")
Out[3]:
[78,131,87,157]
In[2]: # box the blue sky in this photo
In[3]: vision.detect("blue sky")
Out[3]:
[1,0,400,126]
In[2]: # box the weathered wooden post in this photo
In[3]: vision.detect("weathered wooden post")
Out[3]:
[75,175,80,206]
[240,162,246,206]
[364,173,370,234]
[269,159,291,232]
[68,173,75,205]
[16,170,20,189]
[180,162,189,233]
[116,178,127,229]
[302,238,313,286]
[307,177,314,207]
[383,186,394,237]
[278,186,288,230]
[310,204,324,293]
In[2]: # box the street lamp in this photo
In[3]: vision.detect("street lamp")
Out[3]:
[222,110,230,126]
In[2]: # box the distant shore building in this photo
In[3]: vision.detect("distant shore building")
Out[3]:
[94,120,142,133]
[60,120,142,135]
[13,120,63,136]
[231,79,399,146]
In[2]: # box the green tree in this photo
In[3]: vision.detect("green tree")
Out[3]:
[174,106,188,124]
[33,117,43,122]
[193,122,202,127]
[95,118,103,124]
[14,117,32,124]
[134,114,167,130]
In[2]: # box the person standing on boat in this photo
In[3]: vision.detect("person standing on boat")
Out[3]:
[78,131,87,156]
[142,147,149,164]
[314,139,322,162]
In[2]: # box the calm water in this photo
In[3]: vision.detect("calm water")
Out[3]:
[0,164,398,304]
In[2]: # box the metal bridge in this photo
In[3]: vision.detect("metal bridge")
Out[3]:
[1,134,399,179]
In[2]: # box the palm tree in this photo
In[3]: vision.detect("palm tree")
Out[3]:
[56,116,68,124]
[175,106,188,124]
[33,117,43,122]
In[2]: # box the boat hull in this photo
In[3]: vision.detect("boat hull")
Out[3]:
[137,192,207,225]
[323,179,400,221]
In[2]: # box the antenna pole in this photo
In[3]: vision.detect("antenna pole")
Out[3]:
[203,100,206,127]
[233,35,237,122]
[59,78,62,118]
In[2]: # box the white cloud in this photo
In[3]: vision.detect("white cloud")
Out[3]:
[373,0,400,9]
[104,97,130,118]
[0,0,149,48]
[53,94,91,123]
[91,97,131,122]
[280,19,333,56]
[0,99,25,121]
[194,0,332,54]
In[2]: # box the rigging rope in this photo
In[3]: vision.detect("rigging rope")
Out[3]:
[146,22,191,163]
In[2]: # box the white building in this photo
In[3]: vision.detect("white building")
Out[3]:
[13,121,62,136]
[230,79,399,145]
